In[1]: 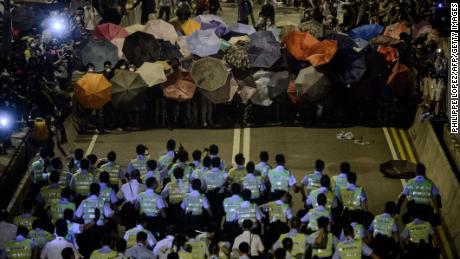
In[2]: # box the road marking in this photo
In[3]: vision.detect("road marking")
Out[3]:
[243,128,251,161]
[85,134,99,156]
[232,128,241,163]
[384,127,454,259]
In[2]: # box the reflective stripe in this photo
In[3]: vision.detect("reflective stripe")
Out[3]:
[238,204,257,224]
[100,163,121,185]
[337,239,362,259]
[126,229,147,247]
[279,233,306,256]
[130,158,148,176]
[312,233,333,258]
[50,202,76,223]
[339,187,362,210]
[242,176,261,199]
[407,221,430,244]
[159,154,174,170]
[308,189,334,209]
[406,179,433,204]
[223,197,243,222]
[228,168,247,183]
[178,251,193,259]
[268,201,288,223]
[204,171,225,191]
[29,230,53,248]
[268,169,289,192]
[307,208,331,231]
[58,170,71,188]
[332,175,348,190]
[168,181,189,204]
[31,160,47,183]
[74,173,95,196]
[5,239,32,259]
[138,193,160,217]
[13,216,37,231]
[40,186,62,207]
[90,249,117,259]
[100,186,113,204]
[185,194,205,215]
[372,215,395,238]
[82,198,104,222]
[306,173,322,190]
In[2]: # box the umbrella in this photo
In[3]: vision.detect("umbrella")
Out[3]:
[186,29,222,57]
[295,67,331,102]
[380,160,416,179]
[352,38,369,53]
[270,27,282,42]
[298,20,324,39]
[201,75,238,104]
[122,31,161,67]
[324,33,356,51]
[13,5,46,31]
[136,62,167,86]
[111,70,148,111]
[164,79,196,101]
[224,41,250,70]
[287,80,305,106]
[248,31,282,68]
[125,24,144,34]
[387,61,413,97]
[190,57,229,91]
[177,36,192,57]
[279,25,299,42]
[228,23,256,35]
[195,14,227,28]
[305,40,338,67]
[110,38,125,59]
[144,19,179,44]
[370,35,400,46]
[378,46,398,63]
[267,71,290,99]
[155,61,172,71]
[236,76,257,103]
[283,31,319,61]
[75,73,112,109]
[81,39,119,71]
[251,71,273,106]
[412,20,439,42]
[93,23,128,41]
[349,24,383,41]
[383,22,410,40]
[181,19,201,36]
[158,40,183,61]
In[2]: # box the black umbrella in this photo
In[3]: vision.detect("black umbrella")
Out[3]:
[380,160,416,179]
[158,40,184,61]
[81,39,119,72]
[267,71,290,99]
[122,31,161,67]
[110,70,148,111]
[13,5,46,31]
[248,31,282,69]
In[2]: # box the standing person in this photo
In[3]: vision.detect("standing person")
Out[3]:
[228,153,247,184]
[301,194,332,233]
[70,158,96,200]
[168,150,193,182]
[98,171,119,206]
[0,210,18,259]
[125,232,155,258]
[255,151,271,177]
[75,183,114,226]
[141,0,156,24]
[332,225,380,259]
[336,172,367,211]
[369,201,399,241]
[158,0,175,21]
[90,235,117,259]
[307,175,337,210]
[128,144,150,176]
[232,220,265,258]
[222,184,244,240]
[237,0,255,25]
[300,159,326,200]
[37,170,62,211]
[124,215,157,249]
[331,162,350,193]
[203,157,228,223]
[181,179,213,231]
[267,154,297,199]
[49,188,75,224]
[99,151,124,191]
[41,219,81,259]
[162,168,190,230]
[242,162,265,203]
[158,139,176,174]
[136,177,167,234]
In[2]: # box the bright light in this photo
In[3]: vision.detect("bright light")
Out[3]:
[437,2,443,8]
[53,21,63,31]
[49,17,67,33]
[0,117,9,128]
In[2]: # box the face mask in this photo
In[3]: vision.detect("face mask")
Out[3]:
[120,65,127,69]
[30,43,37,48]
[105,68,111,72]
[129,68,135,72]
[88,68,94,72]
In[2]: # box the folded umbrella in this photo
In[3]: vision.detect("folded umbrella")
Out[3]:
[190,57,230,91]
[224,41,250,70]
[298,20,324,39]
[144,19,179,44]
[122,31,161,67]
[251,70,273,106]
[186,29,222,57]
[181,19,201,36]
[387,60,412,97]
[111,70,148,111]
[248,31,282,68]
[370,35,400,46]
[75,73,112,109]
[383,22,410,40]
[283,31,319,61]
[136,62,167,86]
[93,23,128,41]
[201,75,238,104]
[305,40,338,67]
[81,39,119,71]
[295,67,331,102]
[228,23,256,35]
[164,79,196,101]
[267,71,290,99]
[349,24,383,41]
[380,160,416,179]
[125,24,144,34]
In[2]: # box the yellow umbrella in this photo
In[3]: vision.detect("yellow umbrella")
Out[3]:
[136,62,167,86]
[181,19,201,36]
[125,24,144,35]
[155,61,172,71]
[75,73,112,109]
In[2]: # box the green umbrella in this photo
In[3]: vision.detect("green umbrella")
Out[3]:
[111,70,148,111]
[190,57,230,91]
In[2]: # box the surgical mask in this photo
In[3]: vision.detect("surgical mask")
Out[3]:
[30,43,37,48]
[88,68,94,72]
[105,68,111,72]
[129,68,135,72]
[120,65,127,69]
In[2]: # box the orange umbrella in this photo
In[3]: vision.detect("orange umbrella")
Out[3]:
[75,73,112,109]
[383,22,410,40]
[163,79,196,101]
[387,61,413,97]
[181,19,201,36]
[305,40,338,67]
[378,46,398,63]
[283,31,319,61]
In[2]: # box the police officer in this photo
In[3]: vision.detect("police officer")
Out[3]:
[13,199,37,231]
[70,158,96,199]
[124,215,157,248]
[401,207,434,251]
[369,201,398,241]
[168,150,193,182]
[136,177,167,234]
[99,151,124,191]
[267,154,297,199]
[397,163,441,215]
[37,170,62,210]
[162,168,190,230]
[98,171,119,206]
[301,194,332,233]
[332,225,379,259]
[236,189,264,226]
[128,144,150,177]
[75,183,114,226]
[307,175,337,210]
[191,156,211,183]
[203,157,227,223]
[5,226,37,259]
[181,179,213,231]
[255,151,271,177]
[49,157,72,189]
[309,217,337,259]
[190,150,202,169]
[90,235,117,259]
[228,153,247,184]
[331,162,351,193]
[30,148,49,187]
[158,139,176,173]
[300,159,325,200]
[49,188,75,224]
[29,220,53,250]
[242,162,265,203]
[184,228,207,259]
[336,172,367,211]
[223,183,244,240]
[142,160,160,184]
[273,218,307,258]
[69,148,84,173]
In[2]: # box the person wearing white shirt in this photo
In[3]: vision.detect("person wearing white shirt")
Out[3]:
[306,175,338,210]
[75,183,114,226]
[181,179,213,231]
[335,172,367,211]
[236,189,264,226]
[153,226,176,258]
[301,194,332,232]
[118,169,147,203]
[300,160,325,200]
[255,151,271,177]
[41,219,81,259]
[242,162,266,202]
[369,201,399,242]
[0,210,18,259]
[125,232,155,259]
[232,220,265,257]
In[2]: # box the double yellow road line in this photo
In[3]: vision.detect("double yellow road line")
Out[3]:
[382,127,455,259]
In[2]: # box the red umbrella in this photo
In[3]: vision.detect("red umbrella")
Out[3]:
[163,80,196,101]
[93,23,129,41]
[387,61,413,97]
[287,80,305,106]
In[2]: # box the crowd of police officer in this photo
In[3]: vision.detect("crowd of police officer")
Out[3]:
[0,139,443,259]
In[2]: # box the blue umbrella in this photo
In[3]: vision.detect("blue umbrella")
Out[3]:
[353,38,369,52]
[349,24,383,40]
[248,31,282,68]
[186,29,222,57]
[228,23,256,35]
[195,14,227,28]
